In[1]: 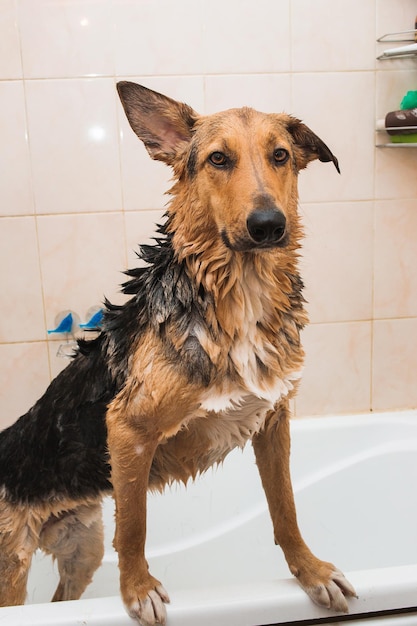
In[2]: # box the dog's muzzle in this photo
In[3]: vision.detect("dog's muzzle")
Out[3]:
[246,208,287,247]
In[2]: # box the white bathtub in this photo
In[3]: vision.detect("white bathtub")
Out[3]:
[1,410,417,626]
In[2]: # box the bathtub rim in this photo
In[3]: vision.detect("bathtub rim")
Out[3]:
[2,564,417,626]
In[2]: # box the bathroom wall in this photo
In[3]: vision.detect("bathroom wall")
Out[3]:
[1,0,417,428]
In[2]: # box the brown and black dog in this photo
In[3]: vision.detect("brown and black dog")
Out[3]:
[0,82,356,625]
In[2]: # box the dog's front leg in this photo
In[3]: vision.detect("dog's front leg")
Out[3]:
[252,401,356,613]
[106,401,169,626]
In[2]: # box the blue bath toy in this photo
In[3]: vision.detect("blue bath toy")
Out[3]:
[47,312,73,334]
[79,309,104,330]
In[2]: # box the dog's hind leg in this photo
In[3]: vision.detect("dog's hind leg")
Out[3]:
[39,501,104,602]
[252,400,357,613]
[0,502,41,606]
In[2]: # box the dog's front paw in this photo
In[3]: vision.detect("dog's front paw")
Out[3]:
[290,560,356,613]
[122,575,170,626]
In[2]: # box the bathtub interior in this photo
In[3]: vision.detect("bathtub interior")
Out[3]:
[25,411,417,607]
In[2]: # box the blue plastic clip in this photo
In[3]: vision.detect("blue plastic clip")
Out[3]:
[79,308,104,330]
[47,312,73,335]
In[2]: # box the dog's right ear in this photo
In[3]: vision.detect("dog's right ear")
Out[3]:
[117,81,198,165]
[285,116,340,174]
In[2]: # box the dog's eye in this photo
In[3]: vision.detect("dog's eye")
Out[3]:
[209,152,228,167]
[273,148,289,164]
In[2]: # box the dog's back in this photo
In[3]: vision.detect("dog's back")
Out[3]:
[0,336,112,505]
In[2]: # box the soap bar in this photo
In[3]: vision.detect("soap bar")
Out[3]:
[385,108,417,135]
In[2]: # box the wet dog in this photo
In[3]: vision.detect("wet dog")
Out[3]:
[0,82,356,625]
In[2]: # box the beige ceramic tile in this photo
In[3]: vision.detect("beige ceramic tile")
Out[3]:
[113,0,204,76]
[18,0,114,78]
[0,217,45,342]
[296,322,372,416]
[124,210,166,269]
[204,74,291,114]
[292,72,375,203]
[0,0,22,78]
[300,202,373,323]
[377,0,417,35]
[0,81,34,216]
[25,78,122,214]
[0,342,50,429]
[375,147,417,200]
[291,0,375,72]
[203,0,290,74]
[36,212,127,333]
[374,199,417,319]
[372,318,417,411]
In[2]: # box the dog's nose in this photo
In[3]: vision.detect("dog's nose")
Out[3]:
[246,209,286,245]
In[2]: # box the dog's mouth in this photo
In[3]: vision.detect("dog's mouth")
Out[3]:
[221,228,289,252]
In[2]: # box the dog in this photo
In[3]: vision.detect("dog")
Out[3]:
[0,82,356,625]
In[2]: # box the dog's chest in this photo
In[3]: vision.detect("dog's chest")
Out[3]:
[199,365,301,414]
[198,394,274,457]
[196,369,299,453]
[185,380,294,470]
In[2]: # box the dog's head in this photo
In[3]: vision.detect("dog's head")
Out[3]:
[117,81,339,253]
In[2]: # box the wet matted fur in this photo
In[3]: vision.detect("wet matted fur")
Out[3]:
[0,83,356,625]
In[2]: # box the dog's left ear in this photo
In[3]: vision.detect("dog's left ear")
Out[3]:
[285,117,340,173]
[117,81,199,165]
